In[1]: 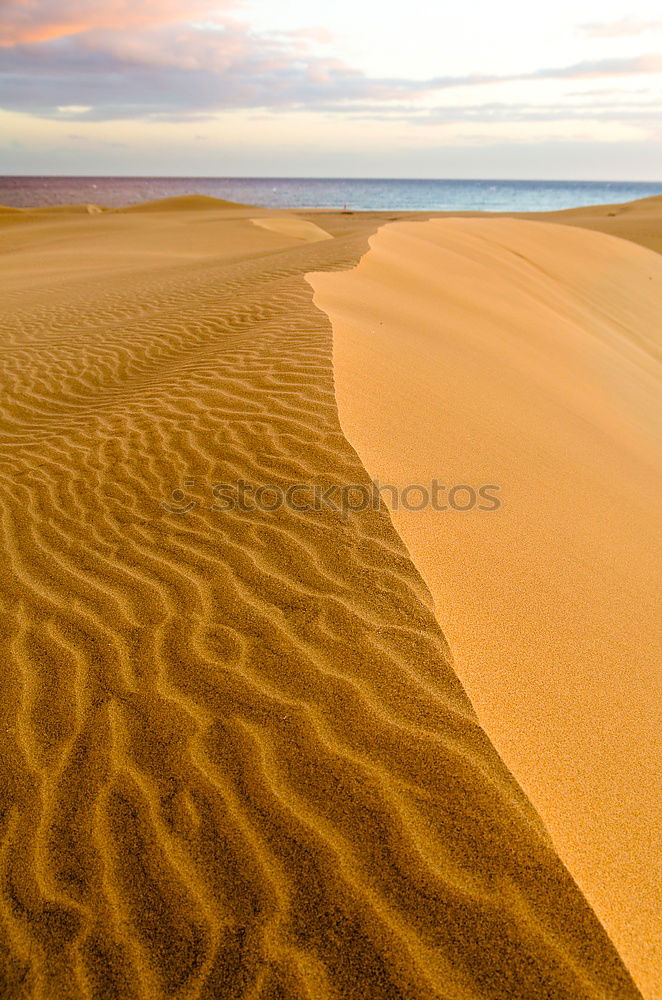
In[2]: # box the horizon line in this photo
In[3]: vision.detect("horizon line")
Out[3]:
[2,173,662,185]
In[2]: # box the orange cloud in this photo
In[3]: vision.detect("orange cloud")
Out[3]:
[0,0,230,46]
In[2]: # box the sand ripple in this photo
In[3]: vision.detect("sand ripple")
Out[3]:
[0,213,642,998]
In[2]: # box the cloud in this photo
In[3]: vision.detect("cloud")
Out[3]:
[0,0,233,46]
[580,19,662,39]
[521,54,662,80]
[1,8,662,123]
[0,22,433,121]
[310,99,662,128]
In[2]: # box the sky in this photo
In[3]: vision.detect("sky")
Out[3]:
[1,0,661,178]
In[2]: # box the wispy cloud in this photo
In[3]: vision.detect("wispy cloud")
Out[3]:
[580,19,662,39]
[520,53,662,80]
[308,98,662,128]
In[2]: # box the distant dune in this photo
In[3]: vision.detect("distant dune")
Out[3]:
[0,204,330,291]
[0,204,106,222]
[537,192,662,254]
[116,193,255,212]
[309,213,662,999]
[0,197,655,999]
[0,195,252,216]
[5,203,106,214]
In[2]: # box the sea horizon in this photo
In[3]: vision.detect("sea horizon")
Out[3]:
[3,174,662,213]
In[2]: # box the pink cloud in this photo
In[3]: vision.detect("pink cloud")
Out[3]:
[0,0,231,46]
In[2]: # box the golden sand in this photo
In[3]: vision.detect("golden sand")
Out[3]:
[0,194,656,999]
[309,203,662,999]
[250,217,333,243]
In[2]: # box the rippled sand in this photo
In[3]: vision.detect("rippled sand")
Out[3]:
[0,194,655,999]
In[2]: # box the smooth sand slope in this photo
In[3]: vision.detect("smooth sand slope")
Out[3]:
[309,213,662,999]
[0,198,645,999]
[533,192,662,255]
[251,217,333,243]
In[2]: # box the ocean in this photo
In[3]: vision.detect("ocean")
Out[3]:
[1,175,660,213]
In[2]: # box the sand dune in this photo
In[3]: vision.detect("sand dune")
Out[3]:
[0,200,648,999]
[251,216,333,242]
[309,216,662,999]
[0,203,107,216]
[117,194,254,212]
[0,206,330,295]
[536,192,662,254]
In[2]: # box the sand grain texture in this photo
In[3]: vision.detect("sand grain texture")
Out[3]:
[0,200,647,999]
[309,214,662,999]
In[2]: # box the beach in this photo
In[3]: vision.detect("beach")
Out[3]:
[0,193,659,1000]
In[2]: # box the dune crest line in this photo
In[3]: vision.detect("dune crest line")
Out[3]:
[0,202,645,999]
[308,213,662,999]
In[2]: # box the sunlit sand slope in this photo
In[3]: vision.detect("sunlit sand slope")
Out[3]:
[309,216,662,999]
[0,208,642,999]
[538,192,662,254]
[251,217,333,242]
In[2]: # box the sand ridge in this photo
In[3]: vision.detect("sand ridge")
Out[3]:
[116,194,255,212]
[250,217,333,243]
[308,214,662,999]
[0,201,646,998]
